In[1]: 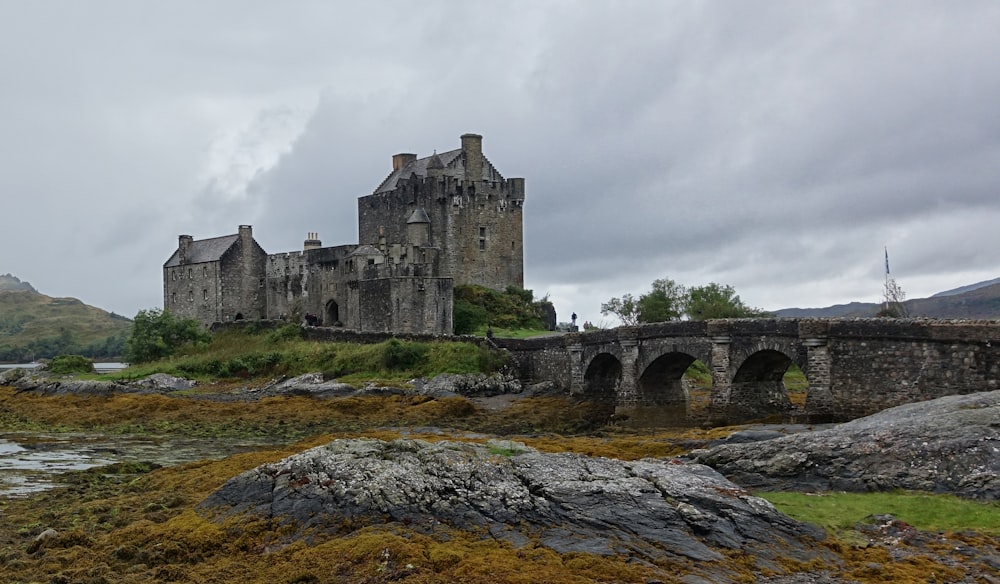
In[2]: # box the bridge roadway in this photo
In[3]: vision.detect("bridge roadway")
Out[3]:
[493,318,1000,426]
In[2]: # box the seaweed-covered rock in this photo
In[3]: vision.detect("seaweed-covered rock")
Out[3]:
[694,390,1000,500]
[412,372,522,398]
[202,438,828,570]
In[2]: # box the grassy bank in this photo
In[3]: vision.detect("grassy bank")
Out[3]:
[112,327,507,387]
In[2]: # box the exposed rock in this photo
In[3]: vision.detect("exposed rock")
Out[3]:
[26,528,58,554]
[412,372,522,398]
[256,373,356,398]
[202,438,829,573]
[694,390,1000,500]
[134,373,197,391]
[8,373,131,396]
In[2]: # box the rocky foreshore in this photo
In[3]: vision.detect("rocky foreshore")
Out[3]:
[0,367,530,401]
[693,389,1000,500]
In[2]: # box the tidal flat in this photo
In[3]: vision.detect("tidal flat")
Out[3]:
[1,383,998,583]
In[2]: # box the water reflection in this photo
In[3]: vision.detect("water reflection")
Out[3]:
[0,433,271,498]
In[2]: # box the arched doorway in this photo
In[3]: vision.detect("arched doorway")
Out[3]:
[325,300,341,326]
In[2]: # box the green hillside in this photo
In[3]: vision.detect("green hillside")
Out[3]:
[0,274,132,361]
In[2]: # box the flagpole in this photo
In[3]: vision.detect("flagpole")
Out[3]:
[884,247,890,313]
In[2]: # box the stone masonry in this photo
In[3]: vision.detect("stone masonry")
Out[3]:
[494,318,1000,426]
[163,134,525,334]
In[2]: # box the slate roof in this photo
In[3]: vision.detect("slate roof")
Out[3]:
[163,234,239,268]
[347,244,383,257]
[372,147,502,194]
[407,207,431,224]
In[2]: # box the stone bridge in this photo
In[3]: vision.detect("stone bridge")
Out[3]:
[494,318,1000,426]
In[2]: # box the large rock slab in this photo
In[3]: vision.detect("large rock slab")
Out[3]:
[202,438,826,568]
[694,390,1000,500]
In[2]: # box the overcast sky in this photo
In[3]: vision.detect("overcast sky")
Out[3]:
[3,1,999,326]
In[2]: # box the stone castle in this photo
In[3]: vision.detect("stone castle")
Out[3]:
[163,134,525,334]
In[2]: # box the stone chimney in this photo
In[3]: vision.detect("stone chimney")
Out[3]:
[461,133,483,183]
[238,225,253,251]
[304,232,322,250]
[178,235,193,264]
[392,153,417,171]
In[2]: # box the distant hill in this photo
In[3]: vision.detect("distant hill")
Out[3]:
[930,277,1000,298]
[776,279,1000,319]
[0,275,131,361]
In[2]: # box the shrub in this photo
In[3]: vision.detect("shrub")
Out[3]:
[380,339,428,371]
[48,354,95,374]
[268,324,303,343]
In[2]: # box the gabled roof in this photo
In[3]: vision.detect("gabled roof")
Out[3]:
[372,147,503,194]
[163,234,238,267]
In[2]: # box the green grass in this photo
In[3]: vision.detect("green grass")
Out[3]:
[472,325,553,339]
[105,329,509,385]
[759,491,1000,537]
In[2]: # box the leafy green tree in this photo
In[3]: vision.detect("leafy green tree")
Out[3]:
[685,283,770,320]
[125,308,209,363]
[452,285,549,334]
[637,278,687,323]
[600,293,640,326]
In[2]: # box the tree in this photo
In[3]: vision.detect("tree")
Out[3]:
[125,308,208,363]
[685,283,771,320]
[600,293,640,326]
[877,278,909,318]
[637,278,687,323]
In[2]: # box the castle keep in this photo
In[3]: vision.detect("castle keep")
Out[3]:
[163,134,525,335]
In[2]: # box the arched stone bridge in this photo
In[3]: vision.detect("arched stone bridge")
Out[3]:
[494,318,1000,426]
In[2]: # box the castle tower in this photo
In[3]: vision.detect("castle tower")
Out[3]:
[358,133,525,291]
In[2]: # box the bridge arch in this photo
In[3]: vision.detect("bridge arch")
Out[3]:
[724,348,798,423]
[632,351,698,426]
[582,353,621,422]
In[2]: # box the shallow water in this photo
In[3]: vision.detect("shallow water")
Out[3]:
[0,432,273,498]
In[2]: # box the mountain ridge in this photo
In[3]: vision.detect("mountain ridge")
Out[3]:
[777,279,1000,319]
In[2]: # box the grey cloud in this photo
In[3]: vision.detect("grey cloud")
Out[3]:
[1,1,998,320]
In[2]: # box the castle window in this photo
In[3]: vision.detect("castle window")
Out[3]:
[187,268,192,279]
[171,292,177,304]
[479,226,487,251]
[187,290,194,302]
[171,272,176,281]
[203,289,208,301]
[203,266,208,277]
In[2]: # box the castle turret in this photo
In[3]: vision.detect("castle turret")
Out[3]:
[461,133,483,184]
[406,207,431,247]
[426,151,444,178]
